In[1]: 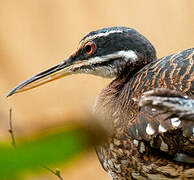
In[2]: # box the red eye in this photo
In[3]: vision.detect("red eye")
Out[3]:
[84,41,95,55]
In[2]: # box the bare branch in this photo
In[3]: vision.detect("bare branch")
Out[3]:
[8,108,16,148]
[8,108,65,179]
[43,166,65,180]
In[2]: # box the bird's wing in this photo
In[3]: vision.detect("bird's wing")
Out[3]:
[126,48,194,141]
[139,88,194,139]
[139,88,194,163]
[130,88,194,163]
[125,48,194,163]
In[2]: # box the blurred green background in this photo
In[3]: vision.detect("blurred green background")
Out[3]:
[0,0,194,179]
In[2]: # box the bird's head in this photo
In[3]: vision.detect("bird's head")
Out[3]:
[8,27,156,96]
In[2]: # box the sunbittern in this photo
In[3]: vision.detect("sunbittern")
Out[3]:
[8,27,194,180]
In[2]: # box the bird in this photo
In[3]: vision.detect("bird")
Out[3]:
[8,27,194,180]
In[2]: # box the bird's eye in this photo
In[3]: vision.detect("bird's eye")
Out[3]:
[84,41,96,55]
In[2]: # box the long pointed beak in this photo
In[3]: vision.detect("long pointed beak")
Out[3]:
[7,58,74,97]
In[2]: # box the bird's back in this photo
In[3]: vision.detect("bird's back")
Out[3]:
[131,47,194,98]
[95,48,194,179]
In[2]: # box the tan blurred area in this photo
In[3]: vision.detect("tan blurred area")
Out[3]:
[0,0,194,179]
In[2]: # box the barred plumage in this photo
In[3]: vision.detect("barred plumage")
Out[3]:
[95,48,194,179]
[8,27,194,180]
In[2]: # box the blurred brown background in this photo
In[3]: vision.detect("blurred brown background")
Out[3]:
[0,0,194,179]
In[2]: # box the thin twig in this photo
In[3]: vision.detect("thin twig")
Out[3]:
[43,166,64,180]
[8,108,65,180]
[8,108,16,148]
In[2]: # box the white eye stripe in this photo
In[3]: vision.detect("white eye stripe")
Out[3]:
[83,30,123,42]
[117,51,138,62]
[88,50,138,64]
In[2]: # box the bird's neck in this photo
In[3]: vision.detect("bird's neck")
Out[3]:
[94,61,148,130]
[111,59,149,90]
